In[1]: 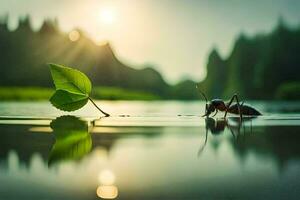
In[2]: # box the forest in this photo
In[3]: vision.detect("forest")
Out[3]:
[199,19,300,100]
[0,16,299,100]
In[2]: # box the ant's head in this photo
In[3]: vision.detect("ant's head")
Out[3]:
[204,99,226,117]
[204,103,215,117]
[196,85,211,116]
[196,85,225,117]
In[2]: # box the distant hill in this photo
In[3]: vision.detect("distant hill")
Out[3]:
[0,16,198,100]
[2,17,298,100]
[199,20,300,100]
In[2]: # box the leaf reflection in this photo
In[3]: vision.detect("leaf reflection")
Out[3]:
[48,115,92,166]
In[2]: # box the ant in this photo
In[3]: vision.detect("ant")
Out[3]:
[197,86,262,120]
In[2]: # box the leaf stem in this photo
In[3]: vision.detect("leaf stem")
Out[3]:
[88,97,110,117]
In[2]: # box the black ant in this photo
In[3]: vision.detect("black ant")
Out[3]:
[197,86,262,120]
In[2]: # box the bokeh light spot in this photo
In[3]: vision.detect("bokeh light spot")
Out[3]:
[68,30,80,42]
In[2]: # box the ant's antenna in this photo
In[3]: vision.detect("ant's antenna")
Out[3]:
[196,84,208,104]
[199,90,208,104]
[196,84,208,115]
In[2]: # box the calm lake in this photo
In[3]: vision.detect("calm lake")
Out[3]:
[0,101,300,200]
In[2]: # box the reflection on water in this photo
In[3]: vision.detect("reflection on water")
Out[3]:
[1,100,299,117]
[99,169,116,185]
[48,116,92,166]
[97,169,118,199]
[96,185,118,199]
[49,116,119,199]
[198,117,254,155]
[0,112,300,199]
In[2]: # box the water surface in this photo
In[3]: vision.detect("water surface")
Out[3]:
[0,101,300,200]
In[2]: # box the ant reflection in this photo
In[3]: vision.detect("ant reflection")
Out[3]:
[198,117,253,156]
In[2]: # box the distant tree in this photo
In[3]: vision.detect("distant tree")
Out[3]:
[199,18,300,100]
[0,16,181,98]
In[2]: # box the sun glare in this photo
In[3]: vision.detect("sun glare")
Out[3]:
[99,8,116,25]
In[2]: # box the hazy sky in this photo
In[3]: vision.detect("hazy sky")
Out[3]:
[1,0,300,83]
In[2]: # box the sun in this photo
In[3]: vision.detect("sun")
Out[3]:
[99,7,116,25]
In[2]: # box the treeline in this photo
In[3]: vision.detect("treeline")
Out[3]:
[0,16,199,100]
[199,19,300,100]
[1,16,299,100]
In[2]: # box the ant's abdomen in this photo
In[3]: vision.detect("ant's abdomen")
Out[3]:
[228,104,262,116]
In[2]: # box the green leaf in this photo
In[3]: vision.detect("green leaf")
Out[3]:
[49,63,91,111]
[48,63,110,116]
[48,115,92,166]
[50,90,89,111]
[49,63,91,95]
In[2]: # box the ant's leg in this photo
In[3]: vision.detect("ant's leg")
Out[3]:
[224,94,237,118]
[212,110,218,117]
[224,94,243,120]
[233,94,243,121]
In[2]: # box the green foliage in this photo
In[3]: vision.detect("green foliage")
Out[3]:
[169,80,200,100]
[198,20,300,100]
[0,87,53,100]
[200,49,228,99]
[49,63,91,95]
[49,63,91,111]
[50,90,89,111]
[0,18,172,98]
[93,86,160,100]
[276,82,300,100]
[0,86,161,101]
[48,115,91,166]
